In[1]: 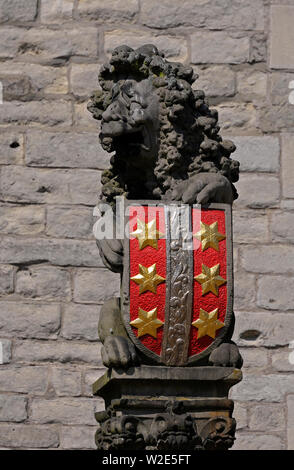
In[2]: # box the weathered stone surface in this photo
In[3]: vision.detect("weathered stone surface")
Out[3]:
[0,265,14,295]
[0,74,33,102]
[239,348,268,369]
[14,340,102,364]
[0,339,11,364]
[0,27,98,63]
[40,0,74,22]
[233,210,268,243]
[60,425,96,449]
[0,301,60,339]
[270,72,294,106]
[62,303,100,341]
[0,424,59,448]
[216,103,258,133]
[233,433,283,450]
[26,130,109,169]
[272,350,294,373]
[0,204,45,235]
[233,270,256,310]
[235,175,279,208]
[233,403,247,430]
[77,0,138,21]
[0,101,71,127]
[15,266,71,301]
[0,366,49,394]
[0,395,27,422]
[233,312,294,348]
[257,275,294,311]
[141,0,264,30]
[192,65,235,97]
[31,397,103,425]
[237,70,267,99]
[281,199,294,210]
[191,32,249,64]
[104,30,188,62]
[250,33,267,63]
[229,136,279,172]
[233,246,239,270]
[0,28,26,58]
[70,63,100,97]
[0,133,23,164]
[231,373,294,402]
[51,367,82,396]
[74,102,99,129]
[260,103,294,132]
[73,268,120,304]
[241,245,294,274]
[287,395,294,450]
[270,5,294,69]
[0,166,101,205]
[0,0,38,23]
[0,236,102,267]
[83,368,106,397]
[249,404,285,431]
[281,134,294,198]
[46,206,94,239]
[0,63,68,98]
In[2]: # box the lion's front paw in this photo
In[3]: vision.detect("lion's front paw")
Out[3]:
[209,342,243,368]
[96,238,123,274]
[101,335,139,369]
[171,173,233,205]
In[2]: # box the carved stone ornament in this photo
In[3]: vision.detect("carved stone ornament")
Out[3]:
[88,44,243,451]
[93,366,241,451]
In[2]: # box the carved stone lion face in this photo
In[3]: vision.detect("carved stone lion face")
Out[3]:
[100,76,160,170]
[88,44,239,204]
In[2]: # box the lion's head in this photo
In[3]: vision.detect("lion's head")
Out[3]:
[88,44,239,205]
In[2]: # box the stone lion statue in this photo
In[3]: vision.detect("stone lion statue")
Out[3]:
[88,44,242,369]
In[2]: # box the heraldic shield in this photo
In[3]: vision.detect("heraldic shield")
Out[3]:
[121,201,233,367]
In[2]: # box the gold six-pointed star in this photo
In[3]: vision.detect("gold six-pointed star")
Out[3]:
[130,218,164,250]
[192,308,224,339]
[130,307,164,338]
[194,221,226,251]
[131,263,165,294]
[195,263,226,296]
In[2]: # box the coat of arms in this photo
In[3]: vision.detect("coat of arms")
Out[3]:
[122,202,233,366]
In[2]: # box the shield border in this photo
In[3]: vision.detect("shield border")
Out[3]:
[121,199,233,366]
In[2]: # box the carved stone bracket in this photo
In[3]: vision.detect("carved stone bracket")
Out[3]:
[95,403,236,451]
[93,365,241,451]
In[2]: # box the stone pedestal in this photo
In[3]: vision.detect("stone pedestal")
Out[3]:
[93,366,242,451]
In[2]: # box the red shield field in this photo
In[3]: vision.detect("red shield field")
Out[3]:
[122,201,233,366]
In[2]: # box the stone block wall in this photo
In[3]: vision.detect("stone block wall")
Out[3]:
[0,0,293,450]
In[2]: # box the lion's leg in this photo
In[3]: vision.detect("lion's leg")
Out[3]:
[98,297,139,369]
[208,312,243,368]
[98,297,126,342]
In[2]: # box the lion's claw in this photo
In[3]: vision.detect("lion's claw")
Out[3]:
[172,173,234,205]
[209,342,243,368]
[101,335,139,369]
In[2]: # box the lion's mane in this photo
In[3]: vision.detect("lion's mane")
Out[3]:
[88,45,239,205]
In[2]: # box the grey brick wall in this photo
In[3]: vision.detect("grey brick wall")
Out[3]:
[0,0,293,450]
